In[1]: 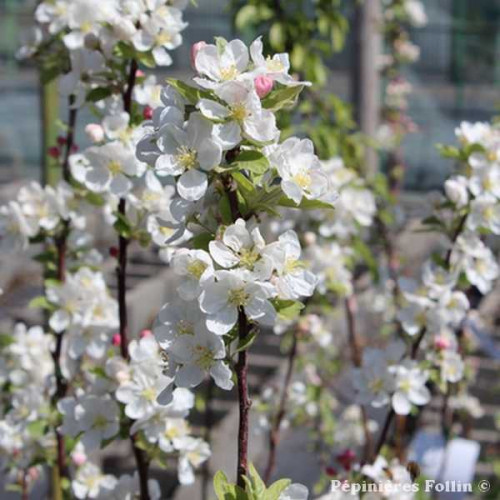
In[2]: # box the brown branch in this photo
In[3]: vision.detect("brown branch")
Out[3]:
[48,96,78,487]
[117,197,130,360]
[62,95,77,183]
[263,332,298,483]
[116,59,151,500]
[236,308,251,488]
[374,408,394,458]
[224,175,252,487]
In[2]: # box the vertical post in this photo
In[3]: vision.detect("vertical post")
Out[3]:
[352,0,382,177]
[40,79,60,186]
[451,0,466,117]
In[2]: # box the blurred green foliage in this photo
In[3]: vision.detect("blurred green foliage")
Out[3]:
[231,0,366,171]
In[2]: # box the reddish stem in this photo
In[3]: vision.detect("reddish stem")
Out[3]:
[235,308,251,487]
[50,96,78,486]
[117,197,130,360]
[225,177,252,487]
[118,60,150,500]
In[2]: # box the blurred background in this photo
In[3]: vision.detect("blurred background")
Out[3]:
[1,0,500,188]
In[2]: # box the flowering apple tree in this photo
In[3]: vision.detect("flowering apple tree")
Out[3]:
[0,1,499,500]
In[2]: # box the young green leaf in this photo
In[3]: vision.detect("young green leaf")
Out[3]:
[261,85,305,112]
[278,196,334,210]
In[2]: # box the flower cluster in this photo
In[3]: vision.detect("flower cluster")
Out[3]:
[29,0,188,66]
[72,463,161,499]
[0,180,83,252]
[352,122,500,418]
[0,324,54,492]
[155,218,317,402]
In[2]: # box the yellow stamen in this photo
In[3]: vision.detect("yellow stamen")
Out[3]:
[227,287,249,307]
[220,65,239,81]
[176,146,198,170]
[230,103,247,122]
[107,160,122,175]
[238,247,260,269]
[292,173,311,189]
[177,320,194,336]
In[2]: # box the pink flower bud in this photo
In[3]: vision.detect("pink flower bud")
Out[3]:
[48,146,60,158]
[435,337,450,350]
[325,466,337,477]
[191,41,207,70]
[85,123,104,143]
[140,329,153,338]
[254,76,274,98]
[72,452,87,467]
[136,69,145,78]
[112,333,122,347]
[143,105,153,120]
[337,449,356,471]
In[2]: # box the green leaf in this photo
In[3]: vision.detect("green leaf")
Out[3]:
[261,85,305,112]
[232,172,255,198]
[113,41,136,59]
[113,212,133,238]
[278,196,334,210]
[28,296,53,310]
[86,87,113,103]
[436,144,460,160]
[84,191,106,206]
[192,232,213,251]
[235,330,257,354]
[27,420,46,438]
[213,470,231,499]
[247,464,266,497]
[0,334,15,349]
[33,250,57,264]
[271,299,305,320]
[235,5,258,30]
[166,78,211,104]
[219,195,233,225]
[264,479,292,500]
[136,230,152,248]
[231,150,270,175]
[137,51,156,68]
[213,470,247,500]
[421,215,444,228]
[40,65,61,85]
[44,278,61,289]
